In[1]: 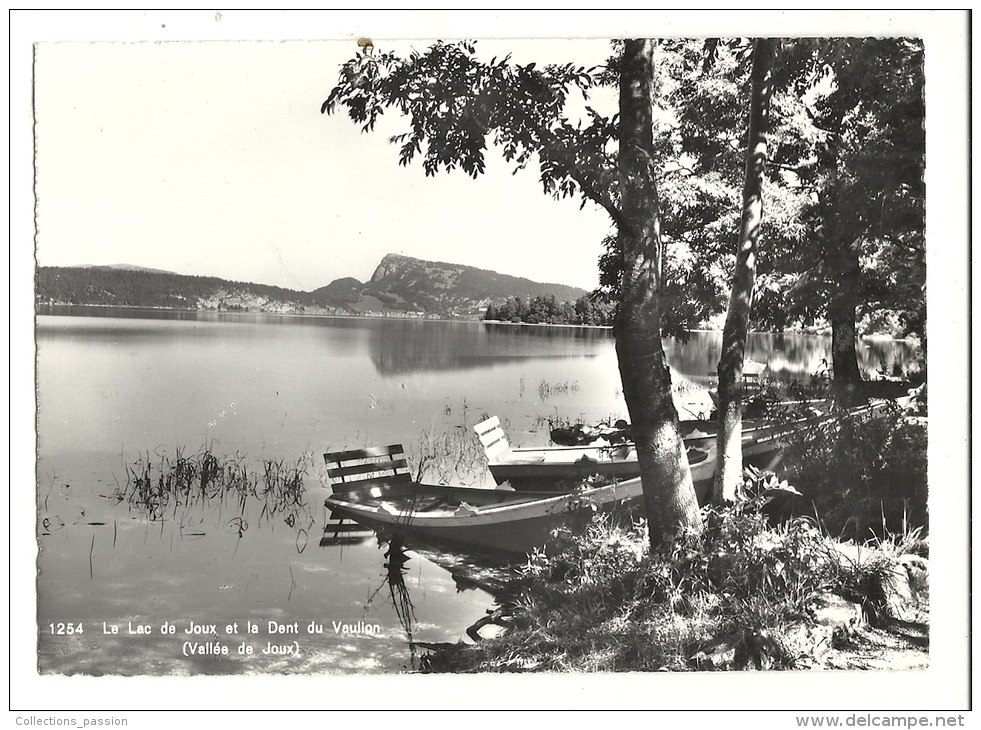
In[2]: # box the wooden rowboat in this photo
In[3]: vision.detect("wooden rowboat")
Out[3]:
[322,443,718,555]
[325,482,611,554]
[474,416,783,491]
[321,396,908,554]
[473,394,907,491]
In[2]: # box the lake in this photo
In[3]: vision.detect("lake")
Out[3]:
[35,306,920,675]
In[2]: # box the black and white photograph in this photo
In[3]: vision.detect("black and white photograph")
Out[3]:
[12,9,970,715]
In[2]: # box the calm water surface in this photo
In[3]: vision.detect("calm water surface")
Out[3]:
[35,307,919,675]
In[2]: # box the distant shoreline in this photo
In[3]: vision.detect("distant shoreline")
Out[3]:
[35,303,920,343]
[35,302,614,329]
[480,318,611,330]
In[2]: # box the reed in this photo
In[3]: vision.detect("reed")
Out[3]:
[408,425,488,486]
[537,379,580,401]
[531,410,585,436]
[113,446,315,535]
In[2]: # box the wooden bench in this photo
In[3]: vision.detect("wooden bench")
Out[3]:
[323,444,413,499]
[473,416,511,461]
[322,444,414,540]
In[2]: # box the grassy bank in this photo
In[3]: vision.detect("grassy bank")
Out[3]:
[421,400,929,673]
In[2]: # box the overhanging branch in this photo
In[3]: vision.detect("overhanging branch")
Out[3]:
[539,129,624,230]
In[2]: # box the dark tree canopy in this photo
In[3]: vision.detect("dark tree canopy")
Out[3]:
[654,38,924,345]
[484,293,613,326]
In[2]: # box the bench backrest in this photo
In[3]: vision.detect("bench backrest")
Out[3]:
[474,416,511,460]
[323,444,413,500]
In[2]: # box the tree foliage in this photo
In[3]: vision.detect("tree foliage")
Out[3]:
[661,37,925,347]
[484,293,613,326]
[323,41,615,209]
[779,38,925,398]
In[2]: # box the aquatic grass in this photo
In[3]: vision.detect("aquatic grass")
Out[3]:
[537,379,580,401]
[256,457,309,528]
[671,377,703,399]
[408,425,488,485]
[42,471,58,514]
[777,372,835,404]
[532,411,583,436]
[112,446,316,541]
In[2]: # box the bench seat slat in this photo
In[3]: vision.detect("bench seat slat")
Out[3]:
[483,439,510,459]
[329,472,413,494]
[327,459,409,479]
[477,427,507,449]
[473,416,500,436]
[324,444,404,464]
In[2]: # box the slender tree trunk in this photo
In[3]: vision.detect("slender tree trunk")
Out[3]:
[821,130,864,408]
[811,85,866,407]
[616,39,702,549]
[712,39,776,504]
[830,236,864,406]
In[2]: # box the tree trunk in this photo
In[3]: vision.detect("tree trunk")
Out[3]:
[820,130,864,408]
[616,40,702,549]
[712,39,776,504]
[811,79,866,408]
[830,236,864,407]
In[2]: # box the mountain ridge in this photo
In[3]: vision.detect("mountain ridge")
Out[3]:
[36,254,591,319]
[73,263,178,275]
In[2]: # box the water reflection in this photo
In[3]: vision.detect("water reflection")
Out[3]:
[369,321,612,375]
[481,321,613,342]
[366,538,419,669]
[360,537,522,663]
[663,330,920,383]
[318,521,375,547]
[369,323,920,381]
[38,306,921,383]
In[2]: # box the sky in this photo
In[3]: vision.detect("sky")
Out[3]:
[33,34,618,291]
[24,9,966,294]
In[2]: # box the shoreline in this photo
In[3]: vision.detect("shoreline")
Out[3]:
[35,304,921,343]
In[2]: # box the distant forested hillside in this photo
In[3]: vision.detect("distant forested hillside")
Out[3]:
[36,256,594,320]
[35,267,341,313]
